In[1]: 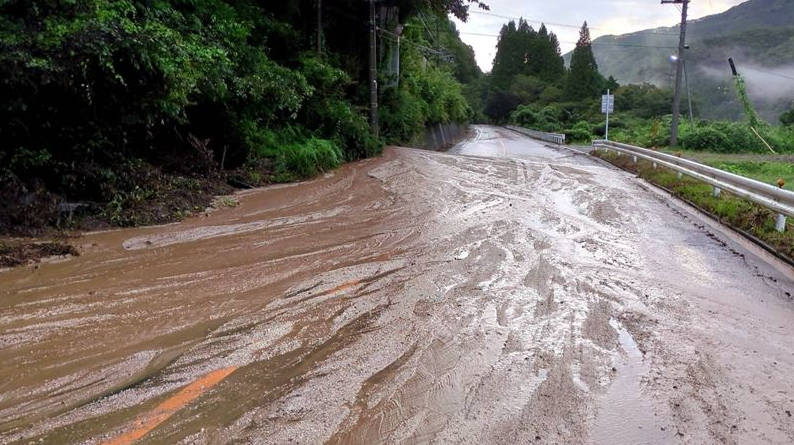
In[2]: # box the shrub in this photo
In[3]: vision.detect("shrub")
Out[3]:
[275,138,343,180]
[564,121,593,143]
[510,104,564,133]
[680,126,731,151]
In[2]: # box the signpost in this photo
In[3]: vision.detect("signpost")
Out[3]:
[601,90,614,141]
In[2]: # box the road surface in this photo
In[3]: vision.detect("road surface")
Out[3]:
[2,125,793,444]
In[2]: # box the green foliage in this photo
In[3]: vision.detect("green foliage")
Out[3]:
[609,116,794,154]
[564,22,604,102]
[491,20,565,90]
[378,18,473,144]
[732,74,761,128]
[680,126,731,151]
[276,138,343,180]
[298,56,380,159]
[780,102,794,126]
[594,149,794,259]
[715,161,794,186]
[0,0,404,208]
[510,104,564,132]
[564,121,593,143]
[484,91,522,124]
[614,83,682,119]
[572,0,794,122]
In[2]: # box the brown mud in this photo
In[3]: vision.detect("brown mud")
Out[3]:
[1,126,793,444]
[0,240,79,268]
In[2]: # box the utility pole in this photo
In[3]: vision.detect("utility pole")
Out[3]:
[684,59,694,122]
[662,0,688,147]
[368,0,379,138]
[317,0,322,57]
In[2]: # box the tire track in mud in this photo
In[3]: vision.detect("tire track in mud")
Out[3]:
[2,126,793,444]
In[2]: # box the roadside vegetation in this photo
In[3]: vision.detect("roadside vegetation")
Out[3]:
[0,0,485,237]
[656,151,794,186]
[484,16,793,259]
[486,18,794,160]
[592,150,793,262]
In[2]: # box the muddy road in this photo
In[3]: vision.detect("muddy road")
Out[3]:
[2,125,793,444]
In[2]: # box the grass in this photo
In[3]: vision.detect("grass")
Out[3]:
[593,150,794,261]
[659,149,794,188]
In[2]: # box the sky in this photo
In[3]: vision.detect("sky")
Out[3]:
[451,0,749,72]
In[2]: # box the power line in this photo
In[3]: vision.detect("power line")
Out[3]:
[400,24,677,49]
[416,11,442,47]
[453,29,677,48]
[469,10,680,35]
[378,27,452,59]
[742,66,794,81]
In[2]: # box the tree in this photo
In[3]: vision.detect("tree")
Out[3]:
[564,22,603,101]
[403,0,489,21]
[531,24,566,83]
[485,90,522,123]
[780,102,794,126]
[490,19,565,91]
[491,20,523,90]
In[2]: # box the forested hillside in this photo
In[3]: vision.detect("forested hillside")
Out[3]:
[0,0,484,234]
[566,0,794,121]
[484,14,793,155]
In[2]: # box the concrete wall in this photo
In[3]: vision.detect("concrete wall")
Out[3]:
[411,123,469,151]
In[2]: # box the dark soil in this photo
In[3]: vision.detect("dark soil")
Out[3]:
[0,155,279,269]
[0,241,79,268]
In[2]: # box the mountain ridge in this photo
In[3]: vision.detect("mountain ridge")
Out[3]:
[563,0,794,121]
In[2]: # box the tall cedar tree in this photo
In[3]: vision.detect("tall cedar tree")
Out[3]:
[491,19,565,90]
[564,22,602,101]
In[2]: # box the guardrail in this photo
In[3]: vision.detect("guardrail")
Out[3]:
[506,125,566,145]
[591,139,794,232]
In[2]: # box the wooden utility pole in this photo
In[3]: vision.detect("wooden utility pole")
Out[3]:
[317,0,322,57]
[662,0,689,147]
[368,0,379,138]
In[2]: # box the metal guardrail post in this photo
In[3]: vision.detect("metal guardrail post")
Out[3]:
[776,214,787,233]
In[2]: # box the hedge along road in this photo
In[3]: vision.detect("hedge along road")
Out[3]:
[1,125,793,445]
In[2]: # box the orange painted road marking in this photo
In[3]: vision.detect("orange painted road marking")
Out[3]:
[316,279,363,298]
[102,366,236,445]
[100,280,363,444]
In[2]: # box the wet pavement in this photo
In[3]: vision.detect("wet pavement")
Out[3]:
[1,125,793,444]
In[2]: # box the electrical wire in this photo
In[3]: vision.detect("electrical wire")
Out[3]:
[378,27,452,59]
[453,29,678,49]
[469,10,680,35]
[399,25,678,49]
[741,66,794,81]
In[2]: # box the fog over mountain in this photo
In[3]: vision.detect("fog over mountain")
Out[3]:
[564,0,794,122]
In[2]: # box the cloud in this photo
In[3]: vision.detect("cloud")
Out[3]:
[700,63,794,101]
[452,0,748,72]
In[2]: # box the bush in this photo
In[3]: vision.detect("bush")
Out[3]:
[680,126,731,151]
[564,121,593,143]
[379,35,471,144]
[510,104,563,132]
[276,138,343,180]
[299,56,381,159]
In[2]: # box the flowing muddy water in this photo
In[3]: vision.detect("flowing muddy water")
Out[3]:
[1,125,793,444]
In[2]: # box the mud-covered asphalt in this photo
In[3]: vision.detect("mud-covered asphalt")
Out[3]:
[1,125,793,444]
